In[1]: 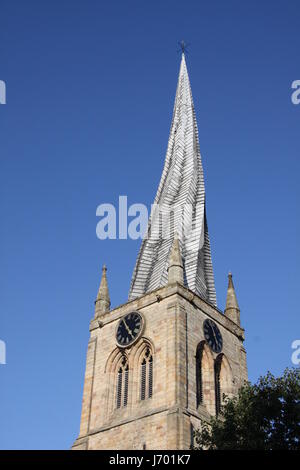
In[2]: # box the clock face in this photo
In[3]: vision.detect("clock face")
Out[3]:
[203,319,223,353]
[116,312,143,347]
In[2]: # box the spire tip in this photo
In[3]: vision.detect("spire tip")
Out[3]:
[178,40,189,55]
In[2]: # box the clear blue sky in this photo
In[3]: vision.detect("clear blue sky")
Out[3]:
[1,0,299,450]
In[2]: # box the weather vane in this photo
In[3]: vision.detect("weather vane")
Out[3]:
[178,40,190,55]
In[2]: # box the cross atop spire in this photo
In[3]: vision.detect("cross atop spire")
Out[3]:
[129,54,217,305]
[178,40,189,55]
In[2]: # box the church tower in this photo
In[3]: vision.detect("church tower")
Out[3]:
[72,53,248,450]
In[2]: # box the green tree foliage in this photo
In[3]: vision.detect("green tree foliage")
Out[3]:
[193,368,300,450]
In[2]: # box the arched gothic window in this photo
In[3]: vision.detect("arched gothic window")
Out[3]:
[116,356,129,409]
[140,347,153,400]
[214,354,233,416]
[195,341,215,415]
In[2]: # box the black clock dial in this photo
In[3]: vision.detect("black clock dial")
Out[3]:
[116,312,143,347]
[203,319,223,353]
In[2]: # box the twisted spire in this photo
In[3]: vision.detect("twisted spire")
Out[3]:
[129,54,217,305]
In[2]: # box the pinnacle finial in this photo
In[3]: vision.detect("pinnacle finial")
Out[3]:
[95,264,111,318]
[168,234,184,285]
[224,272,240,325]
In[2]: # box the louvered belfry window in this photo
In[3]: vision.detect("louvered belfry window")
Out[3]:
[141,358,146,400]
[140,348,153,400]
[196,345,203,407]
[215,361,221,416]
[124,365,129,407]
[116,367,123,409]
[116,356,129,409]
[149,356,153,398]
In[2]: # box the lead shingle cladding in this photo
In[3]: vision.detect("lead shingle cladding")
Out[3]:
[129,54,217,306]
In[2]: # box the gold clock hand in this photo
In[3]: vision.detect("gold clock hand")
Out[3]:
[123,319,133,337]
[210,323,218,344]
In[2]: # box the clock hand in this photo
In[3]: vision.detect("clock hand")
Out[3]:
[123,319,133,337]
[211,324,218,344]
